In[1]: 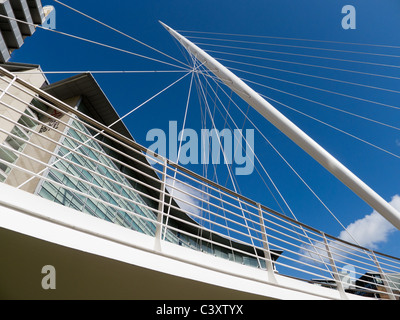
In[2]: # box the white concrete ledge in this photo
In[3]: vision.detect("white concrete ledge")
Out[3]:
[0,183,370,300]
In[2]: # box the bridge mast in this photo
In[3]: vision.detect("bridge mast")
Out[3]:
[160,21,400,231]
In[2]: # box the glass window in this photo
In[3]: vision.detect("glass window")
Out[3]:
[0,146,17,173]
[18,109,38,130]
[6,126,29,151]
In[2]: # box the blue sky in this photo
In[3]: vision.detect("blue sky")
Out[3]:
[11,0,400,258]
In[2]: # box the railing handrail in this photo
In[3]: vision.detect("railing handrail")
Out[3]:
[0,67,399,299]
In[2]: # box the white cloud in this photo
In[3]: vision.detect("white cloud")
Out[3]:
[299,195,400,265]
[338,194,400,250]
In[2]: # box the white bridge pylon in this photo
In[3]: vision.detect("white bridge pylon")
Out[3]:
[160,21,400,232]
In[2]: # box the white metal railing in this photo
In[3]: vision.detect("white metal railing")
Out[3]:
[0,67,399,300]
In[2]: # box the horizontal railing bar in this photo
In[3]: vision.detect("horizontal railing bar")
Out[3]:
[163,180,264,230]
[323,231,400,263]
[375,253,400,267]
[322,242,380,271]
[164,170,262,219]
[272,258,336,283]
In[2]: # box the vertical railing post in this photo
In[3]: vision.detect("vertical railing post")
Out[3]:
[154,158,167,251]
[370,250,396,300]
[322,233,348,300]
[258,204,277,284]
